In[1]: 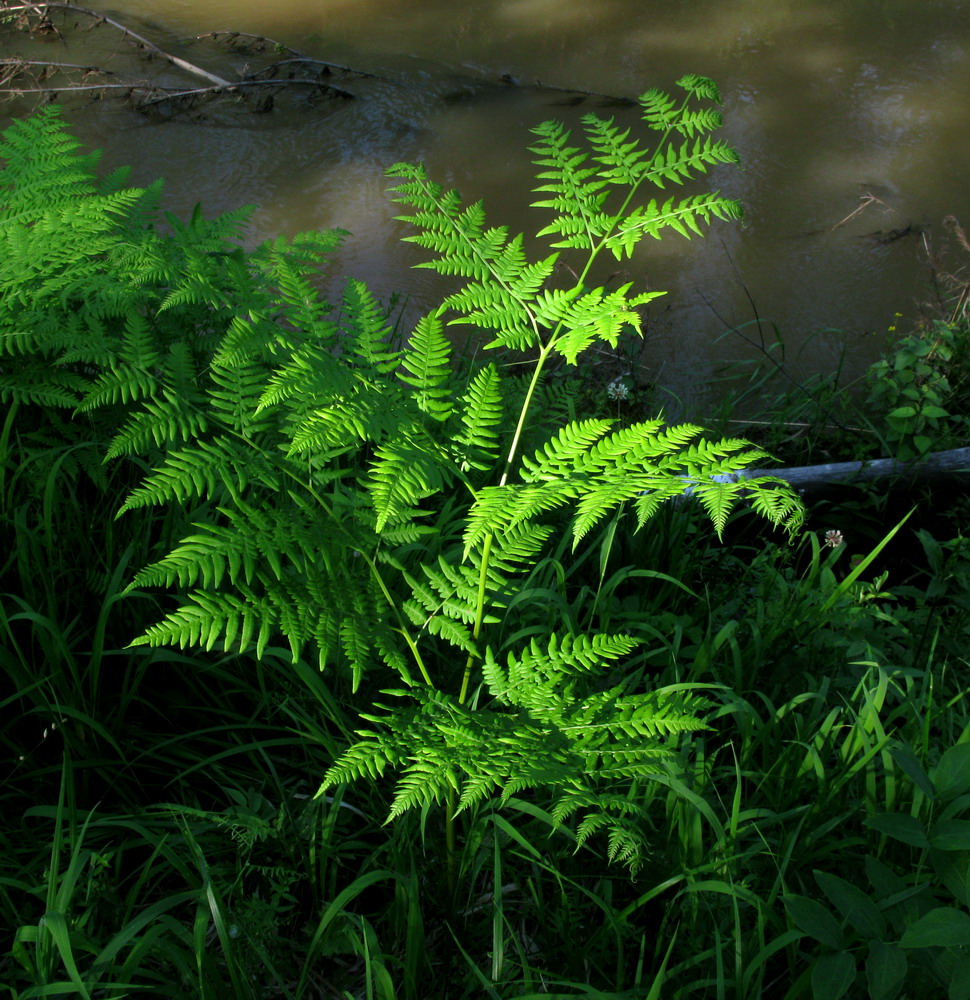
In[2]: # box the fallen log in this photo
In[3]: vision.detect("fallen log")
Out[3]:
[746,445,970,494]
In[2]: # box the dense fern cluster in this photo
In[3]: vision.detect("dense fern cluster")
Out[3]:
[0,79,803,868]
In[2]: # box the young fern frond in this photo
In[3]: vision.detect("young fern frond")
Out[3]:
[604,192,743,259]
[340,278,400,374]
[452,363,504,472]
[388,165,553,352]
[367,434,450,531]
[644,136,741,189]
[584,117,653,187]
[397,311,455,419]
[530,121,611,251]
[483,633,641,712]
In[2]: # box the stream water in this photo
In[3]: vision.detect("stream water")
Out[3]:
[3,0,969,409]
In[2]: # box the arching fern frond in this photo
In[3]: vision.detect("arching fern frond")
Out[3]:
[530,120,611,252]
[452,363,504,472]
[105,393,209,460]
[340,278,400,374]
[118,437,282,510]
[129,587,277,659]
[397,311,454,419]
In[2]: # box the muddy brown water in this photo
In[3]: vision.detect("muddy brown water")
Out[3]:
[3,0,969,411]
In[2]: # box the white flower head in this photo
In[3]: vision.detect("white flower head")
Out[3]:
[606,378,630,402]
[824,529,844,548]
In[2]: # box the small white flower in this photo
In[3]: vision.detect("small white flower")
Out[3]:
[606,378,630,402]
[824,529,844,548]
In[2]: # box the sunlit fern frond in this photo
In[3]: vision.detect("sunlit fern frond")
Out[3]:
[397,311,455,419]
[452,362,504,472]
[603,192,743,259]
[388,163,553,352]
[118,437,282,511]
[340,277,401,374]
[530,120,612,252]
[366,433,450,532]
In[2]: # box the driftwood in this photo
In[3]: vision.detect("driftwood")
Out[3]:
[746,446,970,494]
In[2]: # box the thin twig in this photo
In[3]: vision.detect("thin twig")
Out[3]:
[719,417,871,434]
[193,30,301,57]
[0,58,113,73]
[1,83,142,93]
[138,77,354,108]
[194,32,396,83]
[829,192,891,232]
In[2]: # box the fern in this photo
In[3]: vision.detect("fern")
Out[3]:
[453,363,504,472]
[1,83,806,874]
[397,311,455,419]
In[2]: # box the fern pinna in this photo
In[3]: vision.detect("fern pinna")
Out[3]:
[1,80,803,870]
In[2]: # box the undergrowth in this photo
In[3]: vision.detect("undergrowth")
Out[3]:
[1,88,970,1000]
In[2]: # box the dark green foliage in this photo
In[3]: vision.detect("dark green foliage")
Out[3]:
[17,80,970,999]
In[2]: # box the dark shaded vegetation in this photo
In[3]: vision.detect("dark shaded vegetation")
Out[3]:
[3,88,970,1000]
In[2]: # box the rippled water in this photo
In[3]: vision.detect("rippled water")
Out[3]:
[3,0,969,407]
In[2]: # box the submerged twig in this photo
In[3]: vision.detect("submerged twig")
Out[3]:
[195,31,396,83]
[829,191,891,232]
[139,77,355,108]
[528,77,637,106]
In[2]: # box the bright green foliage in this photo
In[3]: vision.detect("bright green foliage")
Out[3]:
[0,81,804,869]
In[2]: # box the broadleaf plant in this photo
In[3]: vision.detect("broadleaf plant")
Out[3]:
[0,77,804,877]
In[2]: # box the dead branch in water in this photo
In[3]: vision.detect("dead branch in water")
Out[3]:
[194,31,397,83]
[0,2,368,107]
[139,78,355,110]
[0,2,639,115]
[1,2,232,87]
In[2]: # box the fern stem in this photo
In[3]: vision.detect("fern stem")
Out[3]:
[459,337,557,706]
[445,788,458,899]
[498,340,557,489]
[364,550,434,688]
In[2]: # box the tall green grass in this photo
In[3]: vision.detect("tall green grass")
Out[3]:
[8,428,969,997]
[5,207,970,999]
